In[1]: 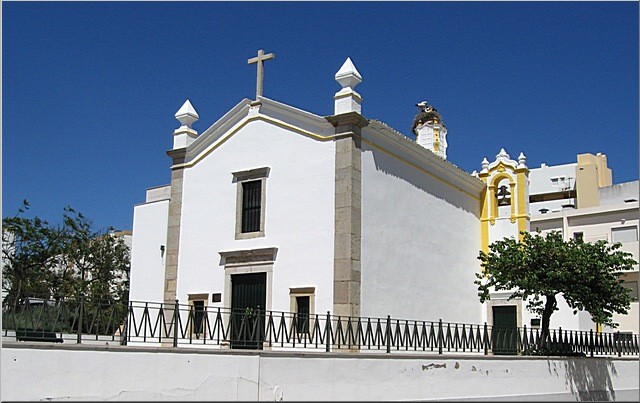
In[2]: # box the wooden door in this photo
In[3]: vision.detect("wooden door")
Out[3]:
[231,272,266,349]
[492,305,518,355]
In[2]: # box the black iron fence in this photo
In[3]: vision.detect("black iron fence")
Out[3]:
[3,298,639,357]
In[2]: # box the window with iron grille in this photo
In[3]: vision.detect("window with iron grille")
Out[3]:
[242,180,262,233]
[233,167,269,239]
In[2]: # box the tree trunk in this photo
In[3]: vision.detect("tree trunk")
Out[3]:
[540,294,557,349]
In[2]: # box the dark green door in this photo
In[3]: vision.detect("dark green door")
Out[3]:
[231,272,266,349]
[492,306,518,355]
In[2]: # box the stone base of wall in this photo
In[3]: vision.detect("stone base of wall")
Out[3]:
[2,343,638,401]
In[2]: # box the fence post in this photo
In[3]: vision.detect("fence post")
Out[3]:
[386,315,391,354]
[483,322,489,355]
[558,327,562,354]
[173,299,179,348]
[589,329,594,357]
[438,319,443,355]
[616,331,621,357]
[123,300,131,346]
[77,293,84,344]
[325,311,331,353]
[257,307,262,349]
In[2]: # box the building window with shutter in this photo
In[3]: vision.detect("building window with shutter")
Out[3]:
[233,167,270,239]
[612,226,638,244]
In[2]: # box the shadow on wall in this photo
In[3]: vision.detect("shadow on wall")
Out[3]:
[366,143,480,217]
[557,358,618,401]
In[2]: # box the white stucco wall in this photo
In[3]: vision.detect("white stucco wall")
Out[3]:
[529,162,577,214]
[129,199,169,304]
[3,345,638,401]
[489,217,520,245]
[177,119,335,315]
[600,181,639,205]
[360,141,482,324]
[529,162,577,195]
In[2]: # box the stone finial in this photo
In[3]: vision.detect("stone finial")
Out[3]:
[496,148,510,161]
[518,152,527,168]
[175,100,199,129]
[481,158,489,172]
[334,57,363,115]
[173,100,199,149]
[335,57,362,89]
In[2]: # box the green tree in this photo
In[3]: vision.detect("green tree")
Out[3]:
[2,202,130,310]
[2,201,71,308]
[475,230,636,344]
[61,207,130,304]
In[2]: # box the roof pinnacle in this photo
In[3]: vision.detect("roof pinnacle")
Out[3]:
[334,57,363,115]
[175,100,199,129]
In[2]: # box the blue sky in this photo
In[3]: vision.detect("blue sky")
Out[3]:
[3,1,638,231]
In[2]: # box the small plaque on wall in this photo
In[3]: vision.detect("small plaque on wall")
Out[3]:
[212,293,222,303]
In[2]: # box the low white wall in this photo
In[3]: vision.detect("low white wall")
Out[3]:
[2,343,638,401]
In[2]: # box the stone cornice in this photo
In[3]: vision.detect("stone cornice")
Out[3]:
[219,247,278,266]
[257,96,335,133]
[187,99,253,160]
[325,112,369,129]
[166,148,187,165]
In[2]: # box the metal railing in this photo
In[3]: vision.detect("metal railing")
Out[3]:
[3,298,639,357]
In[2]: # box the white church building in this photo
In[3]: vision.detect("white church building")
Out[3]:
[128,52,638,339]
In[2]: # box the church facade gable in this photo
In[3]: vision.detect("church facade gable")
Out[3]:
[176,111,337,317]
[181,97,337,170]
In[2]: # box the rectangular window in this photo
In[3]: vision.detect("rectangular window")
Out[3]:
[242,180,262,233]
[290,287,315,336]
[188,293,208,336]
[622,281,639,301]
[233,167,269,240]
[295,296,310,334]
[192,300,205,335]
[573,232,584,242]
[612,226,638,243]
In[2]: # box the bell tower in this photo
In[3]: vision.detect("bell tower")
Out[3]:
[411,101,448,159]
[477,148,530,253]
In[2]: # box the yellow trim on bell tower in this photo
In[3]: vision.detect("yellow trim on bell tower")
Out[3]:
[479,152,530,253]
[515,168,530,239]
